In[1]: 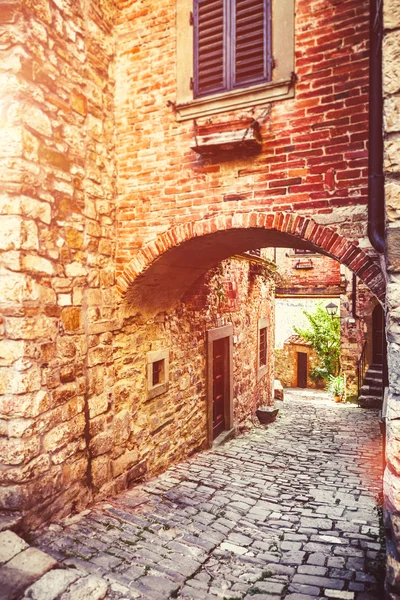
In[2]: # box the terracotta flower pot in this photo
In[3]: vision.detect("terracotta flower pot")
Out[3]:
[334,395,342,403]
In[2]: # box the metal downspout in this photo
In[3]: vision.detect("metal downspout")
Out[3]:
[368,0,385,254]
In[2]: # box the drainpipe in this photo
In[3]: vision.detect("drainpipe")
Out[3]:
[368,0,385,254]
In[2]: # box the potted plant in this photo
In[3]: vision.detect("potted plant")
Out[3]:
[326,375,345,402]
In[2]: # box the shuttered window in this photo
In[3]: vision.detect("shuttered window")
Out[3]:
[194,0,271,98]
[259,326,267,367]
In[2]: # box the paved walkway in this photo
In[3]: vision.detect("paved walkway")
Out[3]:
[32,393,385,600]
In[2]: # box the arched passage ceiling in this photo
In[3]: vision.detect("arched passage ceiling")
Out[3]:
[117,212,385,317]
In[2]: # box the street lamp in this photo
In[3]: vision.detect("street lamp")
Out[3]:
[325,302,338,318]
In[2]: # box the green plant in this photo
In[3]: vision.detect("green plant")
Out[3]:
[326,374,345,397]
[294,303,341,378]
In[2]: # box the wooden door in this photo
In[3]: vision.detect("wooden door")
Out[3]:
[372,304,384,365]
[213,338,227,439]
[297,352,307,388]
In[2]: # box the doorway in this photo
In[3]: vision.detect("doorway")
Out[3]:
[212,337,228,439]
[297,352,307,388]
[207,325,233,444]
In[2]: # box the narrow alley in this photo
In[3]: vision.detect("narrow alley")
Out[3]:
[31,394,385,600]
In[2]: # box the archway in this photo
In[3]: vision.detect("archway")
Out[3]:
[116,211,385,315]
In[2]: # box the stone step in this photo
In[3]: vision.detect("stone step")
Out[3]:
[0,529,108,600]
[360,385,383,396]
[358,395,383,409]
[363,381,383,392]
[366,366,383,376]
[365,373,383,382]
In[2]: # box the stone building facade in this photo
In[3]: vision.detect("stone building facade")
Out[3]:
[0,0,278,530]
[273,248,380,399]
[274,335,323,390]
[0,0,396,568]
[383,0,400,597]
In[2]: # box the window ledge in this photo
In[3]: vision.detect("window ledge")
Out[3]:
[191,121,262,156]
[258,364,268,381]
[147,382,169,401]
[175,78,294,122]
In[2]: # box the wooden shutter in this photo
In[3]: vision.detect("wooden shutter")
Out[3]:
[194,0,226,97]
[194,0,271,98]
[234,0,269,87]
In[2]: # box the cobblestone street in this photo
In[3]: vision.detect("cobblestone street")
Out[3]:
[32,393,385,600]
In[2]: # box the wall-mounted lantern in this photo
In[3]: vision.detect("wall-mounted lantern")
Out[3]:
[325,302,339,318]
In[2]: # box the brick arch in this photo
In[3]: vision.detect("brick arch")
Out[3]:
[117,211,385,315]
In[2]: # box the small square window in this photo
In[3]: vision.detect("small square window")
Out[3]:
[147,349,169,400]
[152,359,165,386]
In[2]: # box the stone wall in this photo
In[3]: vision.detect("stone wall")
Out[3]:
[0,0,390,536]
[383,0,400,597]
[0,0,118,527]
[105,253,275,502]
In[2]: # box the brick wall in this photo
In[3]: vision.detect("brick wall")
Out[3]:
[274,248,342,295]
[115,0,373,274]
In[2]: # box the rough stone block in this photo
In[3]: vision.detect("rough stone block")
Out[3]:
[113,409,131,443]
[384,31,400,96]
[5,317,57,341]
[90,432,113,457]
[0,364,41,395]
[0,273,40,304]
[59,575,108,600]
[88,394,109,419]
[0,340,25,366]
[91,455,111,488]
[112,449,139,478]
[385,137,400,174]
[43,414,85,453]
[0,435,40,466]
[71,92,87,116]
[384,0,400,29]
[0,547,57,599]
[22,255,55,276]
[22,105,52,138]
[0,217,24,251]
[65,228,84,250]
[385,468,400,513]
[0,531,28,565]
[87,346,113,368]
[23,568,79,600]
[385,96,400,134]
[61,308,82,332]
[386,181,400,224]
[38,146,70,172]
